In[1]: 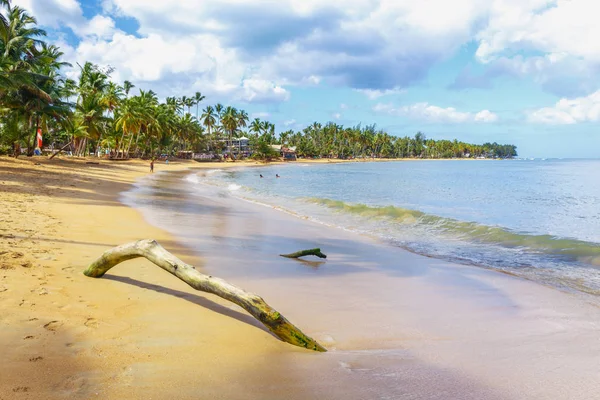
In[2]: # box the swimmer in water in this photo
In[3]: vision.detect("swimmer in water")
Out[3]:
[260,174,263,178]
[276,174,280,178]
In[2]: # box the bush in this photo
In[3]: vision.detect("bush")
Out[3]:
[0,145,12,155]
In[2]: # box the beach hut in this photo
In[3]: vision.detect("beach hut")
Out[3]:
[282,146,297,161]
[269,145,297,161]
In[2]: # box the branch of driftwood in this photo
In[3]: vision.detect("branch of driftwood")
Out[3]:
[83,239,326,352]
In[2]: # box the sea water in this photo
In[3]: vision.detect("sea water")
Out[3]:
[195,159,600,296]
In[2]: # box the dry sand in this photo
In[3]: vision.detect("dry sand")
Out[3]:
[0,156,279,399]
[2,156,600,400]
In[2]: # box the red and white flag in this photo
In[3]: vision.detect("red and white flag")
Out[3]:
[36,128,42,149]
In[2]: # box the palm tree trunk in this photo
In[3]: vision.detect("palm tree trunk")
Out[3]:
[28,115,39,156]
[228,130,235,162]
[207,127,212,152]
[116,130,127,159]
[125,131,137,158]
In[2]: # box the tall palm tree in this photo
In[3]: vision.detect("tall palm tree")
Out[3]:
[221,106,238,160]
[123,80,134,98]
[194,91,205,119]
[201,105,216,151]
[103,82,122,113]
[250,118,262,136]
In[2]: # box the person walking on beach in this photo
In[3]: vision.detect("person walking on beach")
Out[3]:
[150,159,154,173]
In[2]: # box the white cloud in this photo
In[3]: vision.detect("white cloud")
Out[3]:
[64,0,495,96]
[283,119,296,126]
[238,79,290,103]
[374,102,499,123]
[332,113,342,120]
[528,90,600,124]
[472,0,600,92]
[251,112,271,119]
[355,87,405,100]
[14,0,83,28]
[476,0,600,63]
[14,0,119,39]
[77,15,118,39]
[474,109,499,122]
[16,0,600,104]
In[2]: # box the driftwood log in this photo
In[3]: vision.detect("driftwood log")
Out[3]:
[49,141,72,160]
[83,239,326,352]
[280,248,327,259]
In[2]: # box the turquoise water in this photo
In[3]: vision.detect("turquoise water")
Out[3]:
[192,159,600,295]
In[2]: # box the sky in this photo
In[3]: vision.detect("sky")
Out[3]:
[12,0,600,158]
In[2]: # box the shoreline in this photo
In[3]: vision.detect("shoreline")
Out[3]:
[2,156,600,399]
[127,165,600,399]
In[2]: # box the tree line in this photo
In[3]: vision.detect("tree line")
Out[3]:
[0,2,517,160]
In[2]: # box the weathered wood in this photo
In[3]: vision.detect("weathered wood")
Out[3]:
[83,239,326,352]
[49,141,72,160]
[280,248,327,259]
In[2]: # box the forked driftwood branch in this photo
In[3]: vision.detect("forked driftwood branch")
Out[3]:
[83,239,326,352]
[280,248,327,259]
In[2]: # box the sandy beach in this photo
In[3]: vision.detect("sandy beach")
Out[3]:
[0,157,270,399]
[2,156,600,399]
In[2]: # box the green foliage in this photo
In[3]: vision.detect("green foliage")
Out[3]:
[251,134,280,161]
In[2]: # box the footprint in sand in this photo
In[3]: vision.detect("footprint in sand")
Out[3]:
[43,320,62,332]
[12,387,30,393]
[29,356,43,362]
[84,318,99,328]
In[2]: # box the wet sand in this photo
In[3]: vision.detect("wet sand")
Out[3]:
[2,157,600,399]
[126,169,600,399]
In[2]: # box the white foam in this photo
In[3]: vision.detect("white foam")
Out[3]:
[185,174,199,184]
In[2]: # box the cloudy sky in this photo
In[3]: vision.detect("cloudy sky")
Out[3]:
[14,0,600,157]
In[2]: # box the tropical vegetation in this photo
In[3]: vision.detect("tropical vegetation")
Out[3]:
[0,2,517,160]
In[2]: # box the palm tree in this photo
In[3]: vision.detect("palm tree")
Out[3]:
[181,95,194,115]
[194,91,205,119]
[221,106,238,160]
[114,97,139,158]
[201,105,216,152]
[123,80,134,98]
[250,118,262,136]
[103,82,122,113]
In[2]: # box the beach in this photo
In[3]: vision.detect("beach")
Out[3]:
[2,157,600,399]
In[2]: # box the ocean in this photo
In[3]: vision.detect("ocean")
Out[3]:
[191,159,600,296]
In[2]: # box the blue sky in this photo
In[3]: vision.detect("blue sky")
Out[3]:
[14,0,600,158]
